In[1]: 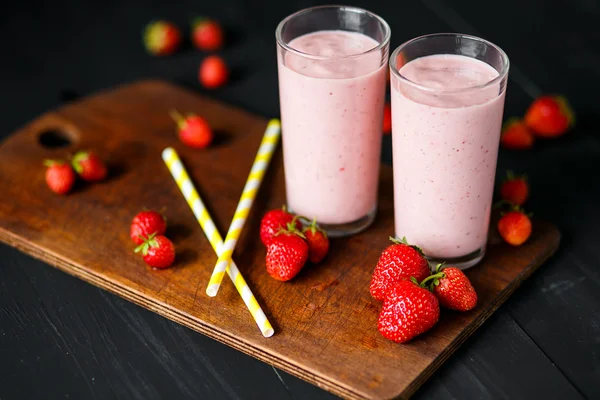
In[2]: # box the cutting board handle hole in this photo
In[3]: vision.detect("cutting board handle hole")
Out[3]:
[38,129,77,149]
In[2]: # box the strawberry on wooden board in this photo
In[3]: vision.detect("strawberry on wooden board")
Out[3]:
[500,171,529,206]
[134,233,175,269]
[382,103,392,135]
[423,264,478,312]
[378,279,440,343]
[143,20,182,56]
[497,208,532,246]
[302,218,329,264]
[524,95,574,138]
[44,160,76,195]
[265,224,308,281]
[169,110,213,149]
[500,118,534,150]
[130,210,167,245]
[370,237,430,301]
[199,55,229,89]
[71,151,107,181]
[259,206,301,246]
[191,18,224,51]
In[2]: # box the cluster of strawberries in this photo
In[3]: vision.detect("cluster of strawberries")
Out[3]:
[129,210,176,269]
[44,151,107,194]
[369,238,477,343]
[143,19,229,89]
[497,171,532,246]
[501,95,574,149]
[259,207,330,281]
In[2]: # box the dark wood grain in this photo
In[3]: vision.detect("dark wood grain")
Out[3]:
[0,80,560,400]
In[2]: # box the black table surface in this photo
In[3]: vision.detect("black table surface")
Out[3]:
[1,0,599,399]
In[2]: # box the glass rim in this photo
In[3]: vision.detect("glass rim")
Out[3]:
[275,5,391,61]
[390,33,510,94]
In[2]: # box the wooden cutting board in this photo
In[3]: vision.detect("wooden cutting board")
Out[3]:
[0,80,560,400]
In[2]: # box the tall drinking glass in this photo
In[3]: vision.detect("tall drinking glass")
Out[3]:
[389,33,509,269]
[276,6,390,237]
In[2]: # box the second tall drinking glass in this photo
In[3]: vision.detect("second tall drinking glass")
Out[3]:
[276,6,390,237]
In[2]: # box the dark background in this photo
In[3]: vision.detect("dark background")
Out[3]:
[1,0,599,399]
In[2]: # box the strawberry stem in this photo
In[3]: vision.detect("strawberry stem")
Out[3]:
[169,109,186,129]
[388,236,424,256]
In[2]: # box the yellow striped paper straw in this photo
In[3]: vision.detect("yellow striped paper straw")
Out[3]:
[162,147,274,338]
[206,119,281,297]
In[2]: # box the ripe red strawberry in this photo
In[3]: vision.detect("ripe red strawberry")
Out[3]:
[370,237,430,301]
[199,56,229,89]
[143,20,182,56]
[378,279,440,343]
[265,226,308,281]
[500,118,534,150]
[303,218,329,263]
[497,209,532,246]
[500,171,529,205]
[260,206,301,246]
[134,233,175,269]
[424,264,477,311]
[191,18,224,51]
[525,95,574,138]
[130,210,167,245]
[169,110,213,148]
[382,103,392,135]
[44,160,76,195]
[71,151,107,181]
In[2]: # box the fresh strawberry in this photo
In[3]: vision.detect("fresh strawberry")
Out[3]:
[370,237,430,301]
[143,20,182,56]
[500,171,529,205]
[134,233,175,269]
[44,160,76,195]
[497,208,532,246]
[191,18,224,51]
[423,264,477,311]
[378,279,440,343]
[130,210,167,245]
[303,218,329,263]
[265,224,308,281]
[169,110,213,148]
[199,55,229,89]
[524,95,574,137]
[382,103,392,135]
[71,151,107,181]
[500,118,534,150]
[260,206,301,246]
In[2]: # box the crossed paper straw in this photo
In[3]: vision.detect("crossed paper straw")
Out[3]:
[162,146,275,338]
[206,120,281,297]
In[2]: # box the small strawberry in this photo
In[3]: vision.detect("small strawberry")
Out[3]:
[500,171,529,206]
[423,264,477,312]
[500,118,534,150]
[260,206,301,246]
[199,55,229,89]
[130,210,167,245]
[265,224,308,281]
[525,95,574,138]
[143,20,182,56]
[370,237,430,301]
[497,208,532,246]
[378,279,440,343]
[303,218,329,264]
[191,18,224,51]
[382,103,392,135]
[71,151,107,181]
[44,160,76,195]
[169,110,213,148]
[134,233,175,269]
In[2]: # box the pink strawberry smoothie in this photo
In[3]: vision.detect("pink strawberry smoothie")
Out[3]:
[391,54,505,259]
[277,30,386,225]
